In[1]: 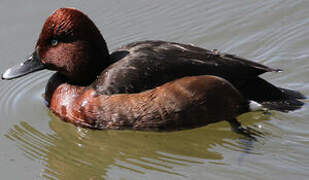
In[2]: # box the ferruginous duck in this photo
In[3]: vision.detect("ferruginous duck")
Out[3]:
[1,8,305,131]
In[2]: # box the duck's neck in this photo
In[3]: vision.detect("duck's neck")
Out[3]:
[67,49,112,86]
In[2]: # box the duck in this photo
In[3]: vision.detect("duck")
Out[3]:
[1,8,305,131]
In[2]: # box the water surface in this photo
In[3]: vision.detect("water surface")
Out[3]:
[0,0,308,179]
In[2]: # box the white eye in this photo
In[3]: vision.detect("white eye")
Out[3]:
[51,39,58,46]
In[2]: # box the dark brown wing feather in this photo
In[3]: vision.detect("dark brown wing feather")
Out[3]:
[92,40,305,111]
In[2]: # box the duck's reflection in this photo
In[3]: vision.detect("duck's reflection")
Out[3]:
[5,111,269,179]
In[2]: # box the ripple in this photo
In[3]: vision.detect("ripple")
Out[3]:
[0,71,51,117]
[0,71,53,134]
[4,116,268,179]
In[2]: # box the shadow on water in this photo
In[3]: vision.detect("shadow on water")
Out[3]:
[5,109,270,179]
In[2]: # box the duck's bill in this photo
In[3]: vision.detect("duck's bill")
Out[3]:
[1,51,45,80]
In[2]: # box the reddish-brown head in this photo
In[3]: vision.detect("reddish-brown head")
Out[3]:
[2,8,111,83]
[36,8,111,84]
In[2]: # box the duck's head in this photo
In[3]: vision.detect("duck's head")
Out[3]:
[2,8,110,85]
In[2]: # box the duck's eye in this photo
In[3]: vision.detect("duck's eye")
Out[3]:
[51,39,58,46]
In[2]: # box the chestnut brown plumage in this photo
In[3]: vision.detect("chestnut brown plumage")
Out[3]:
[47,74,249,130]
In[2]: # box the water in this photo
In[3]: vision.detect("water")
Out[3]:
[0,0,308,179]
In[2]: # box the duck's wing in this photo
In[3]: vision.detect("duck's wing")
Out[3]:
[94,41,304,112]
[209,52,281,74]
[120,40,281,77]
[101,40,281,91]
[96,40,280,93]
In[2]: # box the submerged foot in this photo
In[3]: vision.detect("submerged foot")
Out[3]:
[228,118,264,140]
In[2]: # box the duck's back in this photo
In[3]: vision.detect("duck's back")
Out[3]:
[92,40,305,111]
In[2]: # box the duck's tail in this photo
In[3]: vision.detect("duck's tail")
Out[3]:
[239,77,306,112]
[260,98,305,112]
[248,100,263,111]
